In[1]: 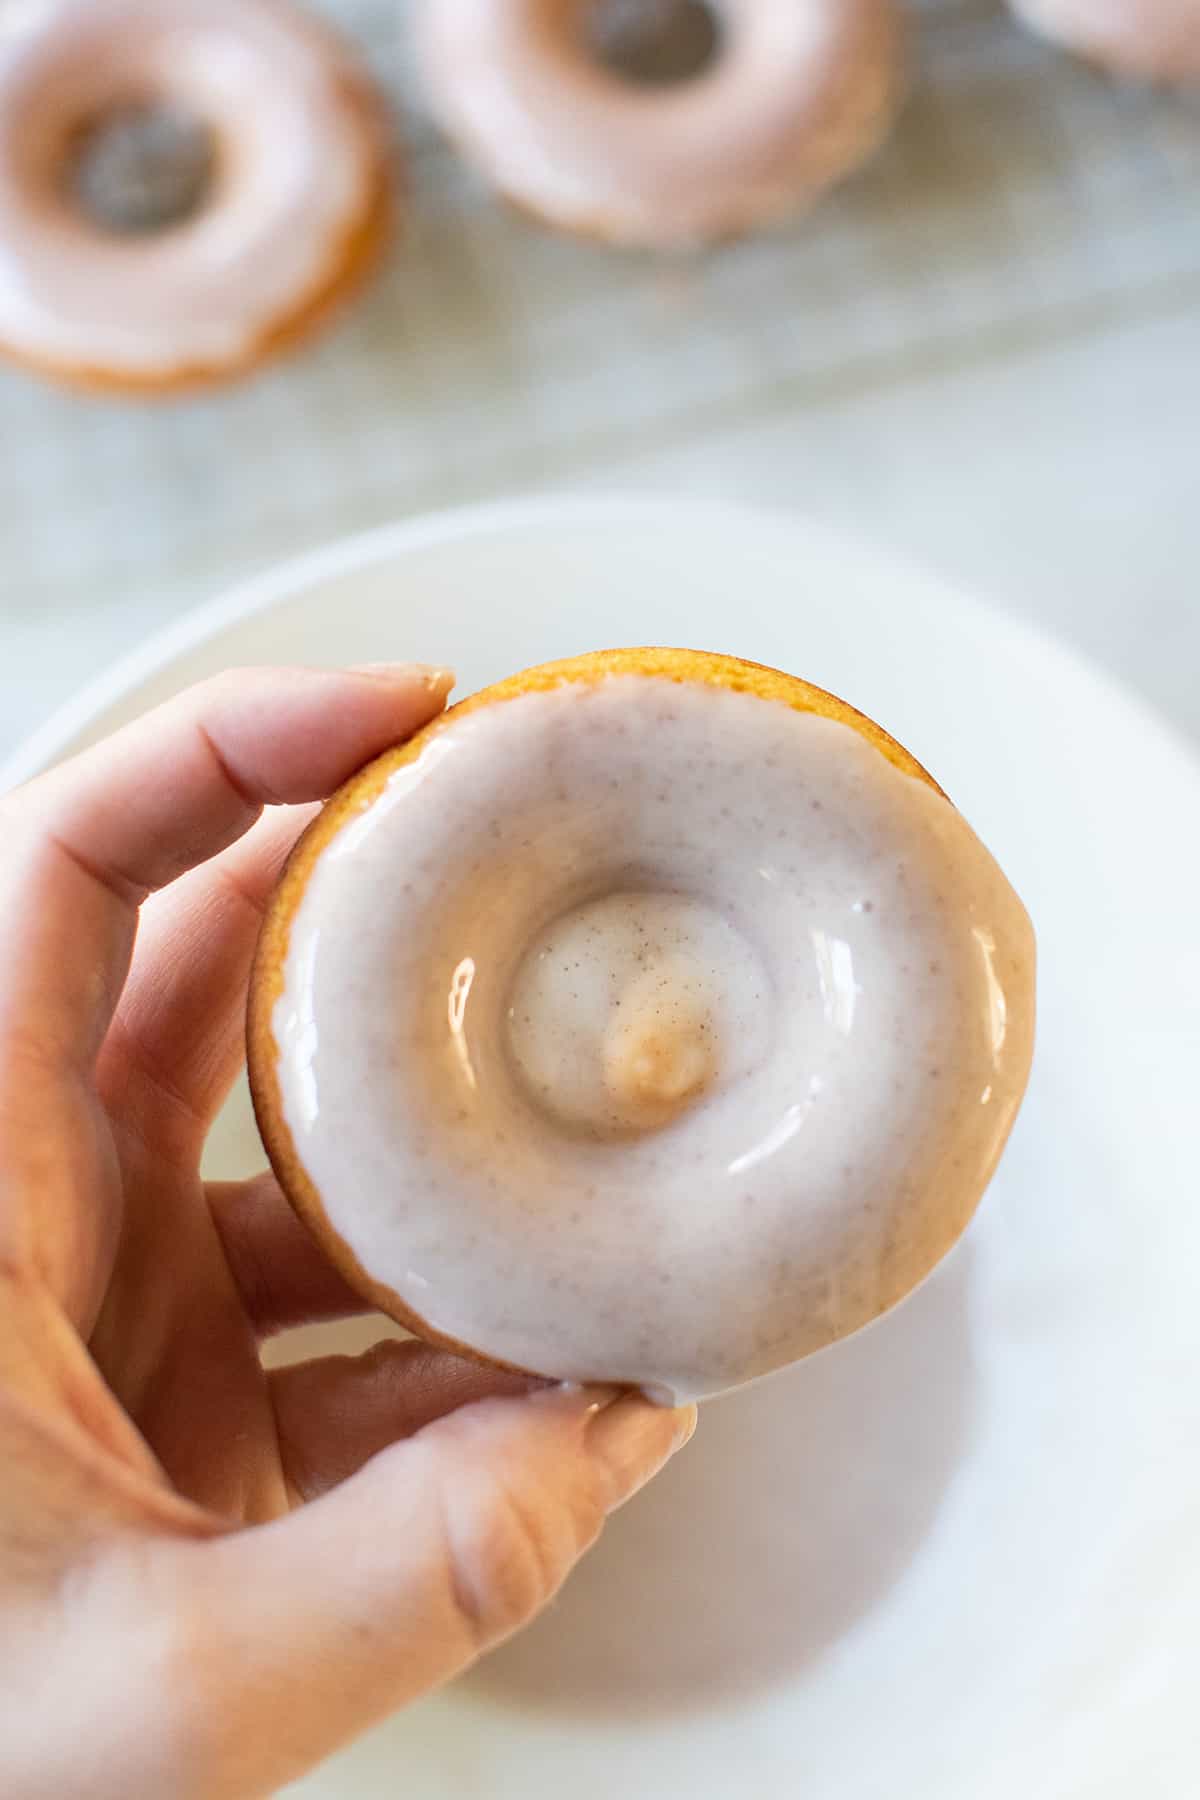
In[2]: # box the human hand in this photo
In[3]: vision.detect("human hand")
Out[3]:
[0,666,696,1800]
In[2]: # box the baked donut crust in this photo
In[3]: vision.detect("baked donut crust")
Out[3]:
[248,647,947,1377]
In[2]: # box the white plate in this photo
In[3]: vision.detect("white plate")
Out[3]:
[6,498,1198,1800]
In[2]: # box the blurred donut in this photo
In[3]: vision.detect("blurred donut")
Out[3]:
[416,0,904,248]
[1009,0,1200,83]
[0,0,395,392]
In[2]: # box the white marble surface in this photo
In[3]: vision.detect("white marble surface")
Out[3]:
[1,0,1198,762]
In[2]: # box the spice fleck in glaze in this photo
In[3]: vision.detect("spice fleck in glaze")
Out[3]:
[251,651,1035,1404]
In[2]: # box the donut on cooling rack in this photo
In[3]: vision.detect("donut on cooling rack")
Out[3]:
[415,0,904,248]
[0,0,395,393]
[1009,0,1200,84]
[248,648,1035,1405]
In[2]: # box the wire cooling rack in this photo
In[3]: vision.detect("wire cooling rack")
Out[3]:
[1,0,1198,631]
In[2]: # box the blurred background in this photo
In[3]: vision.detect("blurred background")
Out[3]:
[1,0,1198,762]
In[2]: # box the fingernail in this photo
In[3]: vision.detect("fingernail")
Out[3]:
[351,662,456,697]
[586,1396,698,1515]
[675,1403,700,1449]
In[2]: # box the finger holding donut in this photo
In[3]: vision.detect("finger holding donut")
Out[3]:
[0,0,395,393]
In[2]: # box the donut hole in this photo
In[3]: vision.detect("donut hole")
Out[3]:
[582,0,723,86]
[66,101,217,235]
[504,889,771,1140]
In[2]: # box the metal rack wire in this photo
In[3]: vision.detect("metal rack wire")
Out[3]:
[1,0,1197,629]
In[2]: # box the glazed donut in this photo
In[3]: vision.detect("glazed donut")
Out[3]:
[0,0,394,392]
[1009,0,1200,83]
[415,0,904,248]
[250,650,1035,1404]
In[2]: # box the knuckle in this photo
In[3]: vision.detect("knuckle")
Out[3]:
[439,1461,596,1651]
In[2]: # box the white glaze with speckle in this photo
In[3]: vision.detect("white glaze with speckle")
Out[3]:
[272,675,1035,1402]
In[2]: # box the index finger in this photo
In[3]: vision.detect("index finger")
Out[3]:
[0,663,452,1075]
[0,664,451,1324]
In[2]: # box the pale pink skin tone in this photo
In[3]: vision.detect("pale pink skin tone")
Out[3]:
[0,666,695,1800]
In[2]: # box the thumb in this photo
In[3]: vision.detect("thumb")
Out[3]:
[160,1386,696,1799]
